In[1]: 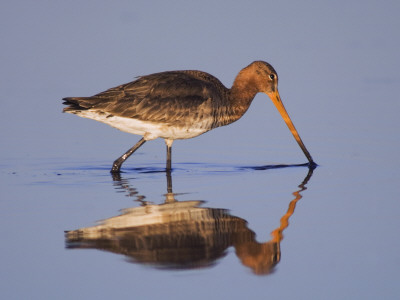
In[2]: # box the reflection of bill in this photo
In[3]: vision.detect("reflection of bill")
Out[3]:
[66,168,313,275]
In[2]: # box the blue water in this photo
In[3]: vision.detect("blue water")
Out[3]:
[1,1,400,299]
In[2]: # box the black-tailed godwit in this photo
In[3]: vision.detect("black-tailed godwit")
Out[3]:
[63,61,314,172]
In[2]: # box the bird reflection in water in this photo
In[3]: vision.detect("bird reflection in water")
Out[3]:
[66,168,314,275]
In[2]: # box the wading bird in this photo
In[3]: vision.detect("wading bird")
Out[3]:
[63,61,314,173]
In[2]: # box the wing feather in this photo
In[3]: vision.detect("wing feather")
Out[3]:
[63,71,227,124]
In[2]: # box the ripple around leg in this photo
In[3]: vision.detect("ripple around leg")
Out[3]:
[58,161,317,178]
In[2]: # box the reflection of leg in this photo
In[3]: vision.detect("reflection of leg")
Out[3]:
[165,139,173,170]
[165,169,175,203]
[166,169,172,193]
[111,138,146,173]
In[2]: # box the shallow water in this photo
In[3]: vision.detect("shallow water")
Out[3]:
[1,1,400,299]
[2,153,399,299]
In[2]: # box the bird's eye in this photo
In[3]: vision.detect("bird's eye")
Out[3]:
[269,74,275,80]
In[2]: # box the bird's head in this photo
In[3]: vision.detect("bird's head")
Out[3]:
[247,61,315,164]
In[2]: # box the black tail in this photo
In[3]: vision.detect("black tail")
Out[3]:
[62,97,100,112]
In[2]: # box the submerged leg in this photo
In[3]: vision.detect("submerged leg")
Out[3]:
[165,139,173,170]
[111,137,146,173]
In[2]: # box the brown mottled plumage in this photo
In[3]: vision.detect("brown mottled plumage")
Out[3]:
[63,61,314,172]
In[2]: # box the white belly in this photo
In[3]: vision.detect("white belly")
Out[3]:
[70,110,211,140]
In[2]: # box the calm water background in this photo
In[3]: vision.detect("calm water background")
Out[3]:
[1,0,399,299]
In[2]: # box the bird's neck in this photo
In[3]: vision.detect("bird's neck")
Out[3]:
[228,69,259,120]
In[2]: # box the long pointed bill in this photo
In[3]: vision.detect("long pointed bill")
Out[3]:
[266,90,314,164]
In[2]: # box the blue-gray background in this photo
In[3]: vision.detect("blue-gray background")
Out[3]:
[1,0,399,299]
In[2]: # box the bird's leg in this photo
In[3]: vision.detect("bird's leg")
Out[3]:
[111,138,146,173]
[165,139,173,171]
